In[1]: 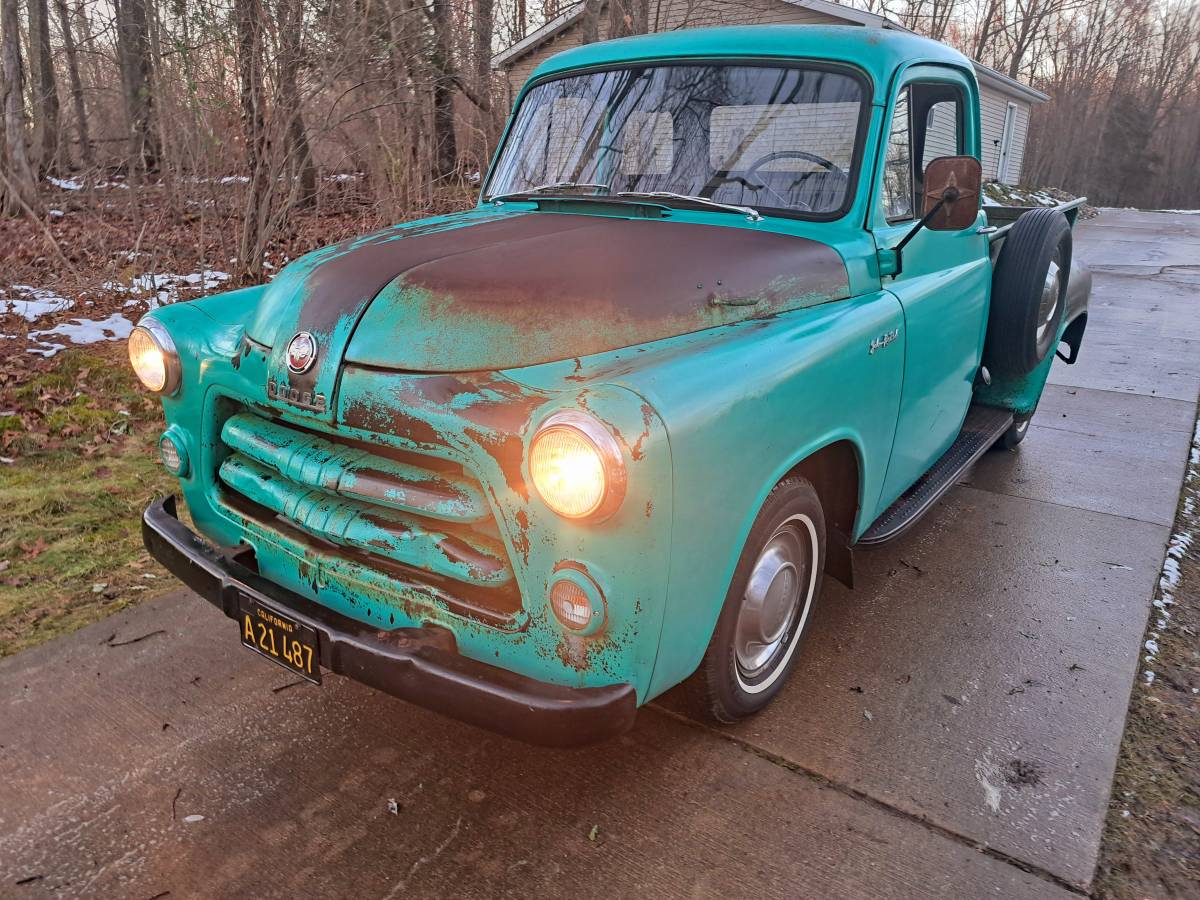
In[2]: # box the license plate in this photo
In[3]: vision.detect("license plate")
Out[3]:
[238,595,321,684]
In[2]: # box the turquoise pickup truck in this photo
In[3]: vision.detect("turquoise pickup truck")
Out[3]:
[133,25,1089,745]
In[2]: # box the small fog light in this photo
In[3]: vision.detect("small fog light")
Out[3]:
[159,430,189,476]
[549,568,605,636]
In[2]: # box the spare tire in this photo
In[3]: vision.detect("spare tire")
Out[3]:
[985,208,1072,378]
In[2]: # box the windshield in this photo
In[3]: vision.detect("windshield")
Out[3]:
[485,63,866,217]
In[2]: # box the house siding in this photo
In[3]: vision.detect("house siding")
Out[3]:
[500,0,1036,185]
[978,83,1029,185]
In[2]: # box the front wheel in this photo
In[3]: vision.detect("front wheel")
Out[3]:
[684,477,826,723]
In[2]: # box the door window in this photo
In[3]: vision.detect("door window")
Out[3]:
[883,83,965,223]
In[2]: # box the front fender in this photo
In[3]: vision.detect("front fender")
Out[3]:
[598,293,907,698]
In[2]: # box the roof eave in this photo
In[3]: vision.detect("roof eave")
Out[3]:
[972,62,1050,103]
[492,2,586,70]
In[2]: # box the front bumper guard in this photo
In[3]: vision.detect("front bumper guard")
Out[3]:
[142,496,637,747]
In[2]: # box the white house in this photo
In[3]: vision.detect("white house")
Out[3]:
[493,0,1047,185]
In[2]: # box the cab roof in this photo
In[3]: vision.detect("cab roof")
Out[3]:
[528,25,974,104]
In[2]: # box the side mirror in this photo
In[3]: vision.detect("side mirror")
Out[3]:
[883,155,983,278]
[922,155,982,231]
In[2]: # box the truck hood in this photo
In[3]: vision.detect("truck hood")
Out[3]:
[249,208,848,418]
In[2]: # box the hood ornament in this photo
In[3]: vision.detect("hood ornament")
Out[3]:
[286,332,317,373]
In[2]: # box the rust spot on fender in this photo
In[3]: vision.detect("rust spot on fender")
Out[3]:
[630,403,654,461]
[513,509,531,567]
[464,426,528,501]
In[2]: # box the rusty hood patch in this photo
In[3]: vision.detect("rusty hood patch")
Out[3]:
[249,209,849,402]
[346,214,849,372]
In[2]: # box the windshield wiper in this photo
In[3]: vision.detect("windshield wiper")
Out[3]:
[491,181,611,202]
[616,191,762,222]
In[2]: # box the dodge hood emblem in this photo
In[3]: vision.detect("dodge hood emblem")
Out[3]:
[286,332,317,373]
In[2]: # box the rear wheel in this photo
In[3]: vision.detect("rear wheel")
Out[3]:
[684,477,826,723]
[985,208,1072,379]
[995,412,1032,450]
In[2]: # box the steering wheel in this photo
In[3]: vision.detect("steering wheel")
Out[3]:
[741,150,847,210]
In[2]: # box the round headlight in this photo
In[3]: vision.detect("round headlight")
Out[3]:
[529,411,625,520]
[128,321,180,394]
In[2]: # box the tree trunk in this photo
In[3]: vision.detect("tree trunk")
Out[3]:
[0,0,38,214]
[55,0,93,169]
[429,0,457,180]
[236,0,269,280]
[580,0,603,44]
[28,0,61,175]
[608,0,647,38]
[115,0,160,174]
[278,0,316,206]
[473,0,494,91]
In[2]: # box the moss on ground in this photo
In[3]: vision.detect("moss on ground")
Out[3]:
[0,345,178,657]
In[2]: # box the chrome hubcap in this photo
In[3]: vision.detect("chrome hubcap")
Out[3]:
[1036,260,1061,344]
[735,523,811,679]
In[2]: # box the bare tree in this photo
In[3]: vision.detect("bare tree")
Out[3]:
[429,0,458,178]
[1,0,38,213]
[29,0,62,174]
[236,0,270,279]
[115,0,160,173]
[277,0,316,205]
[55,0,94,169]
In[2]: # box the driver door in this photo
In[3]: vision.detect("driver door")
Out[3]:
[872,68,990,509]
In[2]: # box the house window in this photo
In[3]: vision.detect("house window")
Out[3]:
[622,111,674,175]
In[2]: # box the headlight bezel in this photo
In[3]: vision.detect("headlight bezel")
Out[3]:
[529,410,627,522]
[129,319,181,395]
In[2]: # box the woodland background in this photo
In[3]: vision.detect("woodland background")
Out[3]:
[0,0,1197,283]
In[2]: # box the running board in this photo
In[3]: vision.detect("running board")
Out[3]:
[858,404,1013,546]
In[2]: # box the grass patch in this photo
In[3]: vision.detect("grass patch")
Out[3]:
[0,345,179,657]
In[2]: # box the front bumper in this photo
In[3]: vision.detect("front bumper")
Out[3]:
[142,496,638,747]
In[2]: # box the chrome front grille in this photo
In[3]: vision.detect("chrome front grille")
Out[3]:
[217,409,518,615]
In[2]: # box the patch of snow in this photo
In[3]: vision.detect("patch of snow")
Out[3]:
[1144,671,1155,685]
[1150,209,1200,215]
[0,285,74,320]
[28,313,134,356]
[49,209,64,218]
[103,269,231,309]
[26,341,66,358]
[327,173,361,183]
[47,175,128,191]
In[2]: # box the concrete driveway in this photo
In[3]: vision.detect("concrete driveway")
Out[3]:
[2,209,1196,899]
